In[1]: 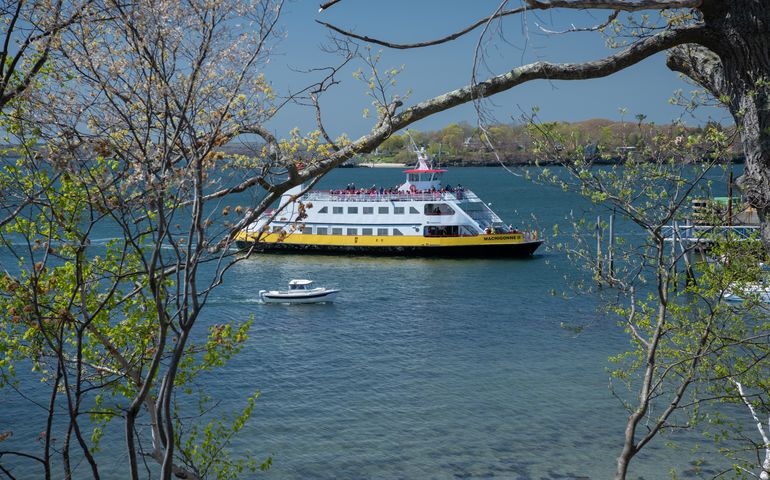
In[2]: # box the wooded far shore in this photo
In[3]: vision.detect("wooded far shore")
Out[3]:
[347,118,742,166]
[3,118,741,167]
[233,118,740,166]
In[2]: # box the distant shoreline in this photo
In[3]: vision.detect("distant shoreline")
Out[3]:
[342,157,745,168]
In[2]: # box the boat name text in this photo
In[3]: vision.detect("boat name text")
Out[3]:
[484,235,521,241]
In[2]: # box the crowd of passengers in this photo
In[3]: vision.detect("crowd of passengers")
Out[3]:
[425,225,524,236]
[329,183,465,197]
[484,225,523,235]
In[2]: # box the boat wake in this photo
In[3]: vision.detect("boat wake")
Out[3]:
[204,297,265,306]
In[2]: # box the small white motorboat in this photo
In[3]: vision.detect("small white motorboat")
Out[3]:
[259,279,340,304]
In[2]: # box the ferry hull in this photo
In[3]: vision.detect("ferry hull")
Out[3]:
[236,239,542,258]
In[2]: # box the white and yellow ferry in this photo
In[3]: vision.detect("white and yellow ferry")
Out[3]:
[235,149,542,257]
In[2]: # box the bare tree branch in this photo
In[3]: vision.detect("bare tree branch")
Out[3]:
[0,0,97,110]
[318,0,701,50]
[666,43,728,103]
[536,9,619,34]
[318,0,342,12]
[317,7,527,49]
[524,0,701,10]
[731,379,770,480]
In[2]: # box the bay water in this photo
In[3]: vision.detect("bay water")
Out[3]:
[1,166,737,479]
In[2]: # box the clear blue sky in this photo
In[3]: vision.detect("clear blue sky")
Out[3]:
[264,1,729,139]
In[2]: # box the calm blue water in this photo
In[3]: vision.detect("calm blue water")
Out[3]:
[1,166,737,479]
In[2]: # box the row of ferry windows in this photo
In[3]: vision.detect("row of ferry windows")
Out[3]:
[270,225,469,236]
[317,206,413,215]
[270,226,404,236]
[297,227,403,236]
[316,204,454,215]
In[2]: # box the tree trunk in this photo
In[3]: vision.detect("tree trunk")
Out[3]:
[716,3,770,250]
[670,1,770,249]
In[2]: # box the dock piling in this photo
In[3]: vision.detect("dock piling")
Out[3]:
[596,216,603,285]
[608,212,615,279]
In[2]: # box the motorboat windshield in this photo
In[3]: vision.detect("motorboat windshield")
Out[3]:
[288,279,313,290]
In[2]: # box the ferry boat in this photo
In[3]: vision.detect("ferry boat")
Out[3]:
[234,149,542,257]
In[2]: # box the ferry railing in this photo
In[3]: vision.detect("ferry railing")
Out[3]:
[301,190,480,203]
[460,202,504,227]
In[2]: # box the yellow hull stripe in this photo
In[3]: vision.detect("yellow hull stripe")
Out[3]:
[235,231,531,247]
